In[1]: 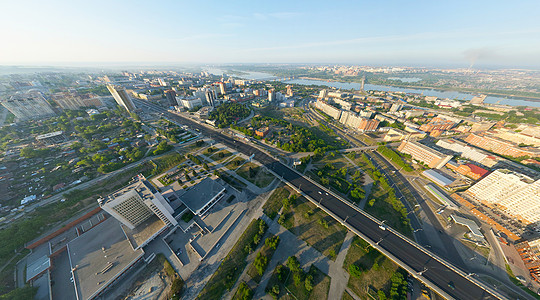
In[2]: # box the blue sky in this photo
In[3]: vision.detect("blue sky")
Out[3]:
[1,0,539,67]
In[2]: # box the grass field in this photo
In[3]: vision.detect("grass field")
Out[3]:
[235,162,275,188]
[263,185,292,220]
[226,156,247,170]
[364,183,412,237]
[280,197,347,260]
[210,150,233,165]
[343,236,400,299]
[197,219,267,300]
[266,263,330,300]
[246,236,279,283]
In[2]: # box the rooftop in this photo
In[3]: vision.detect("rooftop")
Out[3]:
[67,217,144,300]
[451,215,483,238]
[422,169,455,186]
[26,255,50,282]
[121,214,166,250]
[36,131,64,140]
[179,178,225,214]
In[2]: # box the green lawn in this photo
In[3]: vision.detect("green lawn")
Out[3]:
[235,162,275,188]
[266,263,330,300]
[343,237,405,300]
[263,185,291,220]
[280,197,347,260]
[209,150,233,164]
[197,219,267,300]
[364,183,412,237]
[247,235,280,283]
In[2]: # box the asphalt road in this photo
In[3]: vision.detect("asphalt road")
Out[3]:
[135,99,501,299]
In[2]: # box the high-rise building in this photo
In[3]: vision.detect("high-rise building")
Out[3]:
[397,140,453,169]
[286,85,293,97]
[358,118,380,132]
[217,82,226,95]
[390,103,403,112]
[268,89,275,102]
[164,90,177,107]
[98,175,177,230]
[205,90,216,107]
[0,90,55,121]
[467,170,540,223]
[107,85,136,112]
[318,89,328,99]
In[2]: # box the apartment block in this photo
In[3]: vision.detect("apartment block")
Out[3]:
[397,140,453,169]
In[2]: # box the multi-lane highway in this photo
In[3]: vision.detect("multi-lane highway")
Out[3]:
[135,99,503,299]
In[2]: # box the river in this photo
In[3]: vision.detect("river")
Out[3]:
[204,68,540,108]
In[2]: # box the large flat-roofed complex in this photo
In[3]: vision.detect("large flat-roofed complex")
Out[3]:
[107,85,136,112]
[99,175,177,229]
[179,177,226,216]
[51,90,103,110]
[397,140,453,169]
[436,138,498,167]
[67,217,145,300]
[467,169,540,223]
[0,90,55,121]
[36,131,67,145]
[464,132,540,158]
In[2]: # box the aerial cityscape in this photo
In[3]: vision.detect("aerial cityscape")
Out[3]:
[1,1,540,300]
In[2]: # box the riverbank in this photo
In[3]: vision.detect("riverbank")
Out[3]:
[298,76,540,103]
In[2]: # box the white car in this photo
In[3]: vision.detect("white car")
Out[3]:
[379,225,387,231]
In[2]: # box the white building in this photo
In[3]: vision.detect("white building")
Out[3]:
[99,175,177,229]
[467,169,540,223]
[178,96,203,110]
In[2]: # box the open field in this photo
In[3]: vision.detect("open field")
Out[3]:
[262,184,292,220]
[280,197,347,260]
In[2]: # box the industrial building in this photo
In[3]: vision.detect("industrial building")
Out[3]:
[0,90,55,121]
[467,170,540,224]
[36,131,67,145]
[422,169,456,187]
[397,140,453,169]
[436,138,498,167]
[464,132,540,158]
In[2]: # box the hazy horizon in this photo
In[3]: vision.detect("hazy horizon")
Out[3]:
[2,0,540,68]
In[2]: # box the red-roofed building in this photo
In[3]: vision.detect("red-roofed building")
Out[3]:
[456,163,490,180]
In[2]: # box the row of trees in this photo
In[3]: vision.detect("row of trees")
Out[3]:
[209,102,250,128]
[377,146,413,172]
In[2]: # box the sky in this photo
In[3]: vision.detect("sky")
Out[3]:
[1,0,540,68]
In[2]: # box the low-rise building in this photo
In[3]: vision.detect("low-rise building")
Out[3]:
[397,140,453,169]
[36,131,67,145]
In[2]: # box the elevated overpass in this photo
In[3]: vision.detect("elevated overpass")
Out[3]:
[135,99,505,300]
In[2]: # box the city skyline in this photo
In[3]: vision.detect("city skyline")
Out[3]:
[1,0,540,68]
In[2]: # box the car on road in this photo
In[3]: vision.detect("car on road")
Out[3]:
[379,224,387,231]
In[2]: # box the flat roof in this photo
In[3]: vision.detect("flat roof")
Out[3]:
[67,217,144,300]
[121,214,166,250]
[26,255,50,282]
[179,178,225,214]
[422,169,455,186]
[451,215,483,238]
[424,183,457,208]
[36,131,64,139]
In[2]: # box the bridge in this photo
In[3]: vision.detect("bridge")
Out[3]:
[134,99,505,300]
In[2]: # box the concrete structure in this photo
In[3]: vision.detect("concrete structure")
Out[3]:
[467,169,540,224]
[178,96,202,110]
[422,169,455,187]
[397,140,453,169]
[419,117,456,133]
[98,175,177,229]
[424,183,458,208]
[107,85,136,112]
[255,127,269,137]
[436,138,498,167]
[455,163,489,180]
[470,121,495,132]
[493,128,540,147]
[450,215,484,240]
[464,132,540,158]
[515,238,540,282]
[358,118,380,132]
[315,99,342,120]
[179,178,226,216]
[164,90,177,107]
[67,218,145,300]
[470,94,487,105]
[383,128,426,142]
[1,90,55,121]
[51,91,103,110]
[36,131,66,145]
[390,103,402,112]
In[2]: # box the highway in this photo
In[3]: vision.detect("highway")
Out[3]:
[134,99,503,299]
